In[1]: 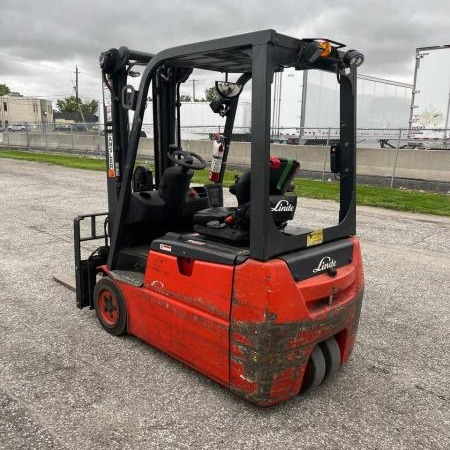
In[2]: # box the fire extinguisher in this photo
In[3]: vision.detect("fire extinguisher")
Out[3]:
[209,133,224,182]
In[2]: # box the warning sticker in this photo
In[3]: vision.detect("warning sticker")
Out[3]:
[107,133,114,176]
[307,229,323,247]
[160,244,172,252]
[103,82,112,122]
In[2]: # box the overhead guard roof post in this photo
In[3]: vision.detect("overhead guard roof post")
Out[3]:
[249,43,275,261]
[338,66,357,233]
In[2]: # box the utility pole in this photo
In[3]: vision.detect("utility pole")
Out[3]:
[74,65,79,113]
[73,65,86,126]
[189,79,199,101]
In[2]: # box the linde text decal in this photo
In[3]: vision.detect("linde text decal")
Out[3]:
[313,256,337,273]
[271,200,294,212]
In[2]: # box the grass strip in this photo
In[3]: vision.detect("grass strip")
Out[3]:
[1,149,448,216]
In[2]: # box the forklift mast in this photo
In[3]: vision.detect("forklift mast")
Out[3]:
[99,47,153,227]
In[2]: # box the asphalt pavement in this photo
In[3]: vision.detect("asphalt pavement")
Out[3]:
[0,159,449,449]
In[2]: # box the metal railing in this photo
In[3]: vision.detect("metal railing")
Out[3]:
[1,123,449,192]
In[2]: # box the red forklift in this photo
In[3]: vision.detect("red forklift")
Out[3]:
[73,30,364,406]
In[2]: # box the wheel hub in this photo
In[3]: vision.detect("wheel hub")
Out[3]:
[98,290,119,326]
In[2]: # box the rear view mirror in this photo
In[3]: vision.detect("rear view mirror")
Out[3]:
[215,81,243,99]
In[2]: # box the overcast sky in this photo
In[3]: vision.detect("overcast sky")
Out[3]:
[0,0,448,104]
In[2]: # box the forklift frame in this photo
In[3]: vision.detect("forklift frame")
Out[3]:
[71,29,365,406]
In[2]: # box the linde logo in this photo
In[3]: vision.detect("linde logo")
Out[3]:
[271,200,294,212]
[313,256,337,273]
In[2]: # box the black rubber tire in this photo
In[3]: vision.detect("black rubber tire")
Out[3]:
[300,345,326,394]
[320,336,341,379]
[93,277,127,336]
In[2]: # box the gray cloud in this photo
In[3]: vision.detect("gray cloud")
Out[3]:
[0,0,448,100]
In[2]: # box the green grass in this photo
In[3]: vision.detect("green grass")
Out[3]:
[193,169,450,216]
[1,149,449,216]
[0,149,105,171]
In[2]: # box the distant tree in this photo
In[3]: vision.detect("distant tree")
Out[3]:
[0,83,11,96]
[204,86,220,102]
[57,96,78,113]
[80,99,99,116]
[180,94,192,102]
[57,96,98,116]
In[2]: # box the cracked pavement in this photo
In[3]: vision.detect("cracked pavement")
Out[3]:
[0,159,449,449]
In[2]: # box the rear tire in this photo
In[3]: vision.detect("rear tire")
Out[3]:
[94,277,127,336]
[320,336,341,379]
[300,345,326,394]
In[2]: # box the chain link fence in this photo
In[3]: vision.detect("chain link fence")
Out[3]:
[1,123,449,192]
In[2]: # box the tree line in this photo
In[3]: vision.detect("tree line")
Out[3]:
[1,81,219,116]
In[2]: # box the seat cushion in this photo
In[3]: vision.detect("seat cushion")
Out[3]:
[193,207,235,226]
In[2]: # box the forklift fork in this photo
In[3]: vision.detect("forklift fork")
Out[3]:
[74,213,109,309]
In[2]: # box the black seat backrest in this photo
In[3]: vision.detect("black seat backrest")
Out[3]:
[230,156,300,205]
[158,166,193,216]
[133,165,153,192]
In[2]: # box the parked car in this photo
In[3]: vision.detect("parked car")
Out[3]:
[7,123,26,132]
[54,125,72,132]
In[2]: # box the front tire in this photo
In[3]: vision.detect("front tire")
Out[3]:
[94,277,127,336]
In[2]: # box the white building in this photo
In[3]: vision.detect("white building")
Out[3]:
[0,95,53,128]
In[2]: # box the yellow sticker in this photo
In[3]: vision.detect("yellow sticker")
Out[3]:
[307,229,323,247]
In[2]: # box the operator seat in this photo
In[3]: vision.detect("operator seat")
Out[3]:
[158,165,194,217]
[193,156,300,242]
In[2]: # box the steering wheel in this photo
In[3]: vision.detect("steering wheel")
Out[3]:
[167,150,207,171]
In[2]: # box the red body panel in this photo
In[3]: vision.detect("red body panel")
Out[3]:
[111,251,233,386]
[103,237,364,406]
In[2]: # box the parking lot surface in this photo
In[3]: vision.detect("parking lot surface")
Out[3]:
[0,159,449,449]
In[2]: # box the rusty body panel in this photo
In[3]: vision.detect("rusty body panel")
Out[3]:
[100,237,364,406]
[230,237,364,406]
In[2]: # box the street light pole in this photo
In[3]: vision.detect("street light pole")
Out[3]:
[189,79,199,101]
[298,70,308,142]
[444,90,450,148]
